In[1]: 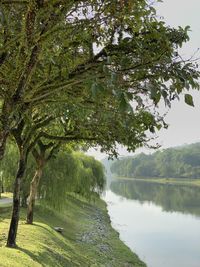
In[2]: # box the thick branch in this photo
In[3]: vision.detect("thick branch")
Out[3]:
[24,116,54,145]
[1,1,28,4]
[40,132,97,142]
[46,142,61,161]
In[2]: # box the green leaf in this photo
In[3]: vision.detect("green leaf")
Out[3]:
[91,82,104,98]
[119,93,133,113]
[149,125,155,133]
[103,65,109,74]
[150,87,157,99]
[107,56,111,64]
[91,83,98,97]
[111,72,117,83]
[119,94,127,111]
[156,124,162,131]
[161,90,168,99]
[185,94,194,107]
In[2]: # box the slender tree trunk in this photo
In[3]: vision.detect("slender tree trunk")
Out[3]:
[0,130,9,160]
[0,179,4,198]
[21,192,28,208]
[1,177,4,193]
[0,101,12,160]
[26,167,42,224]
[6,152,26,248]
[26,140,57,224]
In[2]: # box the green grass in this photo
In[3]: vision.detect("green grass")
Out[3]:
[0,203,11,208]
[0,195,146,267]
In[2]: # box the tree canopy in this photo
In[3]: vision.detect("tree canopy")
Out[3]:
[0,0,199,158]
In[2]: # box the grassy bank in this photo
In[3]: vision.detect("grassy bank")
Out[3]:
[116,176,200,187]
[0,195,145,267]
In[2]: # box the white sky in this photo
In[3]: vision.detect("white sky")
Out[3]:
[88,0,200,160]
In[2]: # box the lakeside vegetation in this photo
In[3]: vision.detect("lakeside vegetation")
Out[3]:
[0,144,106,217]
[0,144,146,266]
[111,143,200,180]
[0,194,145,267]
[117,177,200,187]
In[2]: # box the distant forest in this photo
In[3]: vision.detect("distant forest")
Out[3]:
[111,143,200,179]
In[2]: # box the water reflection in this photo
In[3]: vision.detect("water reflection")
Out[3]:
[104,180,200,267]
[110,179,200,218]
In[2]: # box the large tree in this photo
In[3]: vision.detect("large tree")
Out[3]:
[0,0,199,157]
[1,0,199,247]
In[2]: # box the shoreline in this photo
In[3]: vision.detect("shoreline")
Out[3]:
[114,176,200,187]
[0,194,146,267]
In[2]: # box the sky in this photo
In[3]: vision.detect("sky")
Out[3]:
[88,0,200,160]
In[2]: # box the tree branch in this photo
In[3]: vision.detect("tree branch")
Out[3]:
[40,132,97,142]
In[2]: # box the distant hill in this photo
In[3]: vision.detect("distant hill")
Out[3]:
[110,142,200,179]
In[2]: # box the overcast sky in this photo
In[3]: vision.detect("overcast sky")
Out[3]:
[88,0,200,160]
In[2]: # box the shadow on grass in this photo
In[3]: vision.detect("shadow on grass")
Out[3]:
[32,220,78,249]
[17,220,87,267]
[0,199,96,266]
[0,207,12,221]
[34,206,78,242]
[18,246,76,267]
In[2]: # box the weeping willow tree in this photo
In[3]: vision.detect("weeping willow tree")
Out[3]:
[0,142,18,193]
[74,152,105,197]
[26,140,106,224]
[38,151,105,210]
[0,141,36,201]
[0,140,105,220]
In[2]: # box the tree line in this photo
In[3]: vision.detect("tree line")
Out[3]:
[111,143,200,179]
[0,0,199,248]
[0,142,105,219]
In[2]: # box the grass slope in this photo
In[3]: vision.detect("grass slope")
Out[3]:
[0,195,146,267]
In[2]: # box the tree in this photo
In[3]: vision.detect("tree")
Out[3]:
[1,0,199,247]
[28,149,105,213]
[0,0,199,157]
[26,140,60,224]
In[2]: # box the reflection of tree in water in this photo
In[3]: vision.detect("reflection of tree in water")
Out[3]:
[110,180,200,217]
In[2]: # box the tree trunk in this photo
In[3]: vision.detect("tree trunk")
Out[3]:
[1,177,4,193]
[6,152,26,248]
[0,179,4,198]
[26,167,42,224]
[21,192,28,208]
[0,130,9,160]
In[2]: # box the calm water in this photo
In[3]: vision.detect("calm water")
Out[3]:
[103,179,200,267]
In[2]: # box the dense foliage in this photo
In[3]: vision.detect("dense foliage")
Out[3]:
[0,0,199,159]
[0,144,105,208]
[39,151,105,209]
[111,143,200,179]
[0,143,18,193]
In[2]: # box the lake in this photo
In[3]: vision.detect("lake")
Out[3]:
[103,179,200,267]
